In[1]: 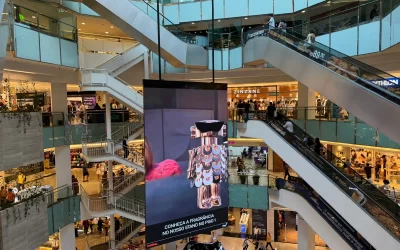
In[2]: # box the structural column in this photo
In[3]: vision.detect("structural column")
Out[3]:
[105,93,116,249]
[297,82,316,120]
[267,147,273,171]
[51,83,76,250]
[297,215,315,250]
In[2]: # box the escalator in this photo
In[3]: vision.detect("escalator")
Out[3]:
[272,176,372,250]
[243,27,400,144]
[237,111,400,250]
[74,0,207,68]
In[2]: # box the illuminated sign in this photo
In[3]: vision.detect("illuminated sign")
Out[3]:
[233,89,261,94]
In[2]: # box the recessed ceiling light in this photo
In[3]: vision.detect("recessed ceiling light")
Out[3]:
[110,26,114,28]
[302,10,306,13]
[78,29,81,31]
[82,22,85,25]
[105,31,109,34]
[245,17,248,20]
[191,22,195,24]
[32,16,36,18]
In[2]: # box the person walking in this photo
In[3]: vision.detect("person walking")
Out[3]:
[82,163,89,182]
[72,175,79,195]
[375,157,382,181]
[253,226,260,240]
[97,217,104,234]
[17,171,25,191]
[0,186,7,205]
[382,155,387,180]
[115,217,121,232]
[123,137,129,158]
[96,164,102,181]
[253,240,259,250]
[268,14,275,29]
[242,237,249,250]
[83,220,89,235]
[266,232,274,250]
[104,217,110,236]
[267,102,276,121]
[258,242,265,250]
[89,219,94,234]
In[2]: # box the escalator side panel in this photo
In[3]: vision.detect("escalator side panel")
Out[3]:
[243,36,400,144]
[238,120,400,250]
[270,189,353,250]
[83,0,207,68]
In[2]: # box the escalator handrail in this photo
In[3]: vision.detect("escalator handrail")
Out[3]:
[245,26,400,107]
[276,177,371,250]
[241,110,400,239]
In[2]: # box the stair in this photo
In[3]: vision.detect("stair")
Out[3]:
[80,185,145,223]
[80,69,143,113]
[115,219,144,244]
[100,169,144,197]
[82,137,145,172]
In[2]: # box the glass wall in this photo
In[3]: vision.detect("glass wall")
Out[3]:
[12,5,78,67]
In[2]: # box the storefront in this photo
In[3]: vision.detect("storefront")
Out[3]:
[224,208,268,240]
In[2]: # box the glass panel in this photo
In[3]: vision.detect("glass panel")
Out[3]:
[39,33,61,65]
[59,23,76,41]
[337,122,355,144]
[228,184,248,208]
[305,120,320,138]
[359,1,380,24]
[359,21,380,54]
[377,131,400,149]
[60,39,79,67]
[14,24,40,61]
[38,14,59,37]
[320,121,336,142]
[15,6,38,29]
[43,127,54,149]
[355,123,377,146]
[163,4,179,23]
[179,2,201,22]
[80,3,100,16]
[229,47,242,69]
[62,1,81,13]
[225,0,248,18]
[274,0,293,15]
[249,0,273,16]
[294,0,307,12]
[202,0,224,20]
[308,0,324,6]
[53,127,66,147]
[392,1,400,46]
[247,186,268,209]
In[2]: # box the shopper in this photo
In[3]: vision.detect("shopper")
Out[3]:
[278,20,287,32]
[268,14,275,29]
[253,240,259,250]
[72,175,79,195]
[370,4,378,20]
[104,217,110,236]
[83,220,89,235]
[242,237,249,250]
[97,217,104,234]
[6,189,15,204]
[306,30,316,45]
[96,164,102,181]
[118,168,125,177]
[237,100,244,122]
[375,157,382,181]
[75,222,79,237]
[381,155,387,179]
[0,186,7,205]
[89,219,94,234]
[253,226,260,240]
[115,217,121,232]
[266,232,274,250]
[364,163,373,183]
[283,162,291,180]
[258,242,265,250]
[267,102,275,121]
[102,171,108,185]
[283,119,294,133]
[123,137,129,158]
[82,163,89,182]
[314,138,322,155]
[17,171,25,191]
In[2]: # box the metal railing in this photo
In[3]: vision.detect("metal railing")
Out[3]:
[80,184,145,218]
[228,171,277,188]
[115,219,144,242]
[100,169,144,196]
[96,42,141,70]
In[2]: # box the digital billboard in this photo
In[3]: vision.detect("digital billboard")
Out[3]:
[144,80,228,247]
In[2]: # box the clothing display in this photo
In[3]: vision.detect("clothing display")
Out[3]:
[187,120,228,209]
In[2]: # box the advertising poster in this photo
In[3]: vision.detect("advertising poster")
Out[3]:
[144,80,229,247]
[251,209,267,240]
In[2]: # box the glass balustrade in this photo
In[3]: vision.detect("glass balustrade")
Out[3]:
[12,5,78,67]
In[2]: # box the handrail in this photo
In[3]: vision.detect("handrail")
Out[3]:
[240,110,400,240]
[96,42,141,69]
[246,27,400,107]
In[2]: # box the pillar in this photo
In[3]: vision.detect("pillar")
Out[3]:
[0,0,9,83]
[297,82,315,120]
[267,147,273,171]
[51,83,75,250]
[105,94,116,249]
[297,215,315,250]
[144,50,149,79]
[267,210,275,241]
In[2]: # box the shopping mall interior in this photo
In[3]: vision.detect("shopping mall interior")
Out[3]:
[1,0,400,250]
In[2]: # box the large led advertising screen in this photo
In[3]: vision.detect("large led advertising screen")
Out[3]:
[144,80,229,247]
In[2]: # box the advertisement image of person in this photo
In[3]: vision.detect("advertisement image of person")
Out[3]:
[145,138,182,181]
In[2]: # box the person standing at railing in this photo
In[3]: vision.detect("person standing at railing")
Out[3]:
[123,137,129,158]
[278,20,287,32]
[82,163,89,182]
[267,14,275,30]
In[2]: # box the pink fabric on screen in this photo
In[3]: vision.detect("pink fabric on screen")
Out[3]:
[146,159,183,181]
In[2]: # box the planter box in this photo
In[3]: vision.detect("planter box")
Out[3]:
[0,112,43,170]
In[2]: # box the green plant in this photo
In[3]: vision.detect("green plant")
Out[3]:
[239,174,247,184]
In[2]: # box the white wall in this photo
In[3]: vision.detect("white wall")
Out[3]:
[78,37,137,69]
[0,112,43,171]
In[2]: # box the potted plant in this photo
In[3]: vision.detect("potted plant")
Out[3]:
[239,173,247,184]
[253,174,260,185]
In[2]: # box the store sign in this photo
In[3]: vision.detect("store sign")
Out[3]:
[233,89,261,94]
[277,178,368,250]
[371,77,399,87]
[144,80,228,247]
